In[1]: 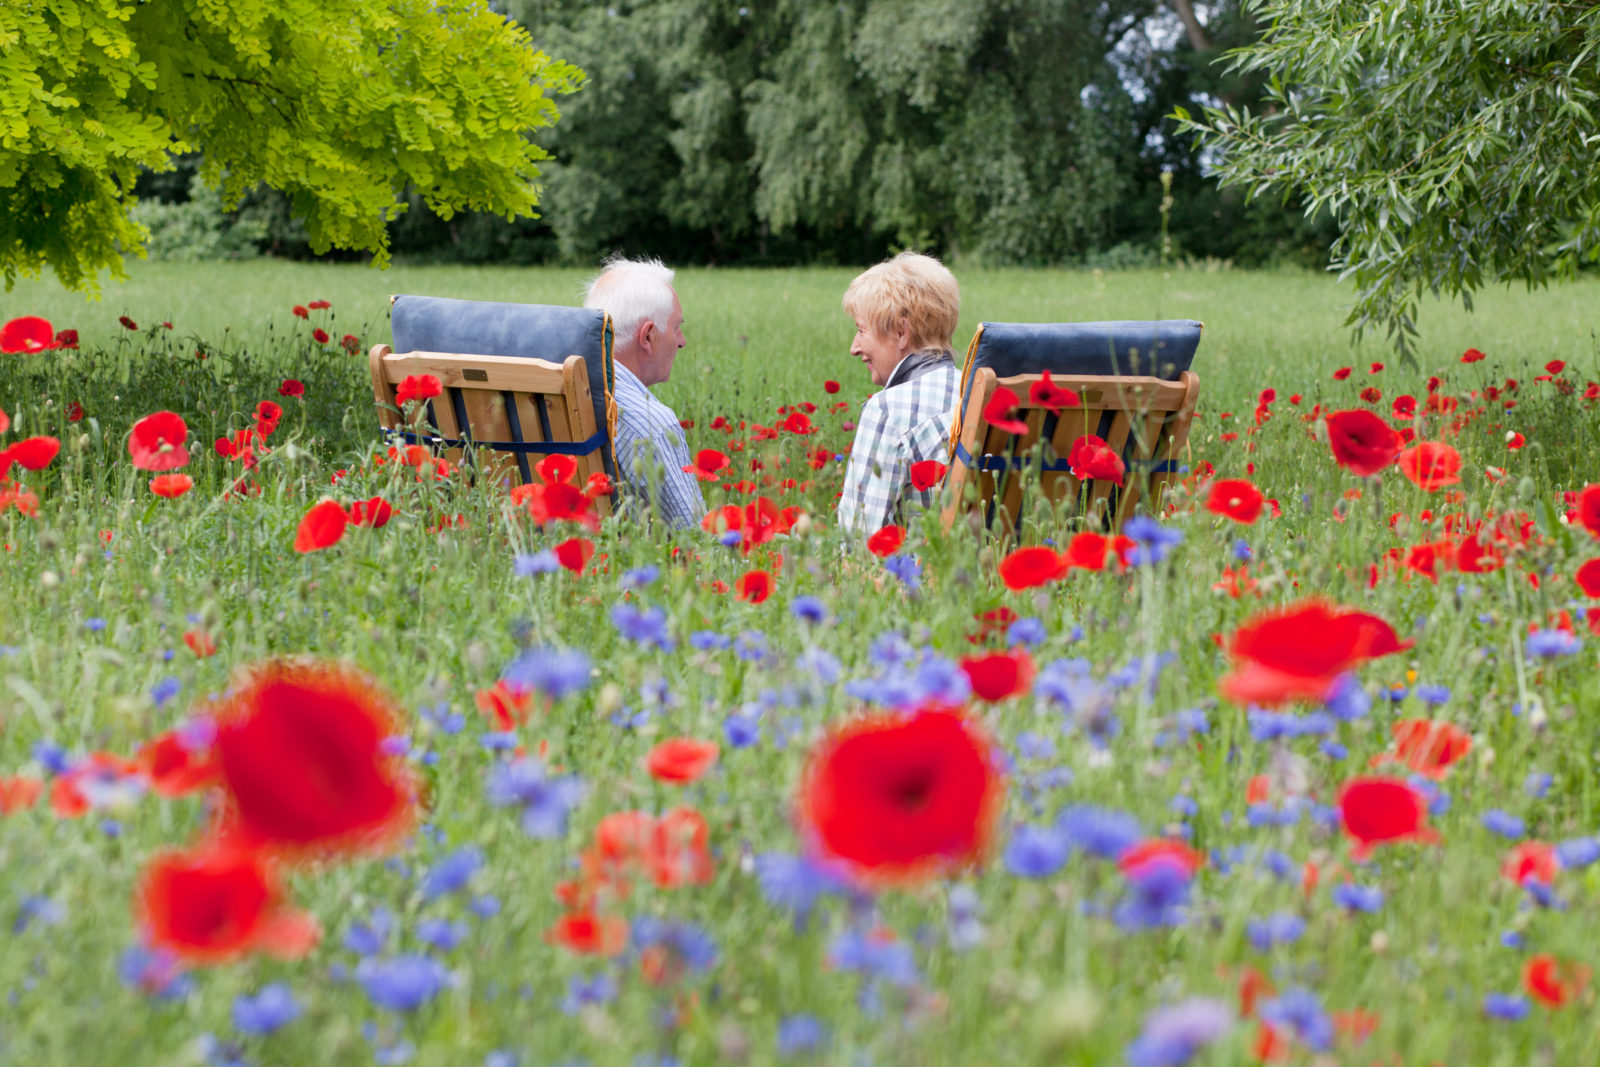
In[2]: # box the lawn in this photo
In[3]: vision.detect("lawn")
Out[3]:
[1,261,1599,1066]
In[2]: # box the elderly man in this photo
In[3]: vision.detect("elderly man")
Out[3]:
[583,256,706,530]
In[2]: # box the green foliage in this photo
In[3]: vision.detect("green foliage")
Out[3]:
[1174,0,1600,356]
[0,0,582,290]
[127,174,267,261]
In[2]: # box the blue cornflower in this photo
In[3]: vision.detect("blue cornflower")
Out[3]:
[1500,930,1526,949]
[611,603,673,651]
[485,758,585,838]
[630,917,717,972]
[150,677,181,707]
[1526,629,1580,658]
[777,1014,828,1057]
[1115,858,1191,929]
[1482,810,1526,839]
[1482,993,1530,1021]
[232,983,301,1035]
[1015,731,1056,760]
[882,553,921,589]
[724,712,760,748]
[470,895,502,919]
[797,646,841,684]
[513,551,560,577]
[754,853,843,920]
[1247,913,1306,952]
[345,909,394,956]
[85,617,107,632]
[421,704,466,735]
[1320,740,1349,760]
[1003,824,1071,878]
[1232,537,1253,562]
[620,565,660,589]
[1057,805,1142,860]
[1008,617,1047,646]
[1323,674,1370,721]
[789,595,827,624]
[1524,772,1553,798]
[734,630,770,662]
[357,955,450,1012]
[718,529,743,548]
[416,918,469,952]
[32,741,71,776]
[1414,683,1450,706]
[1556,837,1600,868]
[1258,989,1333,1051]
[827,929,918,986]
[560,973,618,1015]
[1122,516,1183,565]
[501,647,591,699]
[1125,997,1233,1067]
[947,884,985,950]
[689,630,731,651]
[118,944,192,999]
[13,895,65,934]
[1331,883,1385,913]
[1169,795,1199,818]
[1259,850,1295,881]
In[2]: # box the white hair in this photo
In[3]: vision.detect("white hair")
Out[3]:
[582,255,676,349]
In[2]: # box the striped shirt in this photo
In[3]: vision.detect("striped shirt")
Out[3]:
[836,352,961,537]
[611,363,706,530]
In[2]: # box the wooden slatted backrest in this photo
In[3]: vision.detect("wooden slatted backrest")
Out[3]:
[940,368,1199,533]
[368,345,612,514]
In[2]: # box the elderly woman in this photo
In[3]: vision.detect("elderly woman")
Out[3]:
[835,252,963,537]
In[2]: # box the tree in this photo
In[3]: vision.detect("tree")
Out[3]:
[1175,0,1600,355]
[0,0,582,290]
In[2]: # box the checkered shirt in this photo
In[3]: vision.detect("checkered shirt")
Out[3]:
[836,354,961,537]
[611,363,707,530]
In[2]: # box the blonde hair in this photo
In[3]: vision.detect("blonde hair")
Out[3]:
[842,251,959,353]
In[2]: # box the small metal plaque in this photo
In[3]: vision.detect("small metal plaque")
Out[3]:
[462,369,489,382]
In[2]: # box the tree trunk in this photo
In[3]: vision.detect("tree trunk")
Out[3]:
[1168,0,1211,51]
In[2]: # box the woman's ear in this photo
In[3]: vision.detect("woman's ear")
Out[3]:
[896,316,912,353]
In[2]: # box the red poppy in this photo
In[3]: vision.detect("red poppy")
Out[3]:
[1461,347,1486,363]
[1029,370,1080,413]
[183,630,217,658]
[475,680,533,730]
[547,911,629,956]
[342,333,361,354]
[119,315,138,330]
[128,411,191,471]
[1524,955,1589,1008]
[347,497,395,528]
[255,400,283,426]
[732,572,771,604]
[209,659,415,858]
[1396,442,1462,491]
[824,380,841,394]
[312,328,330,345]
[966,606,1019,644]
[646,738,720,784]
[1117,838,1204,878]
[1332,367,1352,380]
[55,330,79,350]
[1506,432,1526,449]
[149,473,193,498]
[1579,486,1600,539]
[1391,395,1416,419]
[1545,360,1567,375]
[553,536,596,574]
[1062,530,1118,571]
[866,524,905,557]
[1219,600,1412,707]
[1336,776,1439,860]
[0,316,56,353]
[0,404,8,436]
[646,806,715,888]
[1503,842,1559,887]
[960,650,1035,701]
[137,732,218,797]
[1455,535,1503,573]
[1372,719,1472,779]
[1205,478,1264,524]
[395,374,443,406]
[998,545,1069,590]
[797,704,1003,885]
[910,459,947,491]
[0,776,43,814]
[783,411,815,434]
[278,379,306,398]
[1324,409,1401,476]
[292,305,309,319]
[293,499,348,553]
[1359,386,1382,404]
[983,386,1029,435]
[6,436,61,471]
[683,449,731,482]
[136,843,319,964]
[1067,435,1125,486]
[586,472,614,498]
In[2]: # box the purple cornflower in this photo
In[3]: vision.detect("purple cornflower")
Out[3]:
[1331,883,1385,913]
[1004,824,1071,878]
[356,955,451,1012]
[232,984,301,1035]
[789,595,828,624]
[1482,810,1526,839]
[777,1014,828,1057]
[1525,629,1580,658]
[630,917,718,973]
[1122,516,1183,565]
[345,909,394,956]
[611,603,673,650]
[118,944,192,1000]
[1258,989,1333,1051]
[1247,913,1306,952]
[485,758,585,838]
[1482,993,1530,1021]
[420,847,483,901]
[754,853,843,921]
[501,647,591,699]
[882,553,921,589]
[560,972,618,1015]
[1115,857,1192,930]
[724,712,760,748]
[1124,997,1233,1067]
[416,918,469,951]
[1555,837,1600,869]
[1057,805,1142,860]
[513,550,560,576]
[827,929,918,987]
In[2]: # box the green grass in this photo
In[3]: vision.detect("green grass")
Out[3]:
[2,262,1600,1066]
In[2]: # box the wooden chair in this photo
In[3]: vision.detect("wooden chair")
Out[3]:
[939,321,1203,533]
[369,347,611,509]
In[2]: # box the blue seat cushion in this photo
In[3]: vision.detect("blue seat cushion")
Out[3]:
[967,319,1202,381]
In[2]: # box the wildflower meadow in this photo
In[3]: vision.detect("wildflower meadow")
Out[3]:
[4,262,1600,1067]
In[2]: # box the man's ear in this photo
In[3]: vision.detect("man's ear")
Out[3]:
[635,318,657,355]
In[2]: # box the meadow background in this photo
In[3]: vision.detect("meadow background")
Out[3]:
[2,263,1600,1066]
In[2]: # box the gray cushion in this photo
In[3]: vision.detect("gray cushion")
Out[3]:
[968,319,1202,381]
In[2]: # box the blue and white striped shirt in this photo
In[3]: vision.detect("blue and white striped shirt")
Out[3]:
[611,363,706,530]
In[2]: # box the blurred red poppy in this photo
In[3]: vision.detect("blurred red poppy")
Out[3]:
[1219,600,1412,707]
[210,659,415,858]
[1332,367,1352,380]
[1029,370,1080,413]
[137,732,218,797]
[960,649,1035,701]
[128,411,191,471]
[6,436,61,471]
[646,807,715,887]
[0,775,43,814]
[983,386,1029,435]
[1205,478,1264,524]
[646,738,720,784]
[798,704,1002,886]
[312,328,330,345]
[183,630,217,658]
[292,305,309,319]
[137,843,319,964]
[866,525,905,557]
[683,449,731,482]
[1117,838,1203,878]
[0,316,56,353]
[1460,347,1486,363]
[1575,559,1600,597]
[910,460,947,491]
[1397,442,1462,491]
[554,536,596,573]
[1062,530,1120,571]
[342,333,361,353]
[824,380,841,394]
[1068,435,1125,486]
[149,473,194,498]
[347,496,395,528]
[0,404,8,436]
[1524,955,1589,1008]
[475,680,532,730]
[783,411,815,434]
[736,569,773,603]
[1503,842,1559,888]
[1325,409,1400,476]
[1337,776,1438,860]
[278,379,306,398]
[395,374,443,406]
[547,911,628,956]
[1580,486,1600,539]
[1373,719,1471,779]
[119,315,138,330]
[293,499,348,552]
[998,545,1069,590]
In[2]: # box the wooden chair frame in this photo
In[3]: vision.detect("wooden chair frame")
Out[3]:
[369,345,612,513]
[940,367,1200,533]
